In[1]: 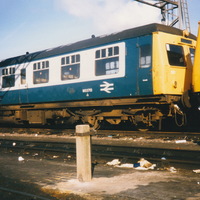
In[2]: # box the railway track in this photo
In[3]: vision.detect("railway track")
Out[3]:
[0,186,50,200]
[0,126,200,141]
[0,136,200,166]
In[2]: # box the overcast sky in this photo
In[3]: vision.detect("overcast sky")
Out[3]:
[0,0,199,61]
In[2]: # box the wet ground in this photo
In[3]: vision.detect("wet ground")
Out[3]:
[0,149,200,200]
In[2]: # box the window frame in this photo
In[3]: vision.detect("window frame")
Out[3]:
[139,44,152,69]
[33,60,49,84]
[95,46,120,76]
[61,54,80,81]
[189,48,195,65]
[166,44,186,67]
[2,67,15,88]
[20,68,26,85]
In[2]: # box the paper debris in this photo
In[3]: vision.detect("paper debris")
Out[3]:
[106,158,156,170]
[134,158,156,170]
[106,159,121,166]
[138,158,153,168]
[175,140,187,144]
[168,167,177,173]
[116,163,133,168]
[18,156,24,161]
[134,164,157,170]
[193,169,200,174]
[53,156,59,159]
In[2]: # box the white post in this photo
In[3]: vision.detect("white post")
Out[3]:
[76,124,92,182]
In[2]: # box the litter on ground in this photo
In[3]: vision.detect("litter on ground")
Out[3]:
[18,156,25,161]
[175,140,187,144]
[134,158,156,170]
[167,166,177,173]
[106,159,121,166]
[116,163,133,168]
[193,169,200,174]
[106,158,156,170]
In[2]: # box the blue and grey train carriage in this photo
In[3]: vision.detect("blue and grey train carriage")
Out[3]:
[0,23,196,130]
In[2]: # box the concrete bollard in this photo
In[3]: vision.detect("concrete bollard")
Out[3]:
[76,124,92,182]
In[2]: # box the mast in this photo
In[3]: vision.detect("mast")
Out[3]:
[133,0,191,32]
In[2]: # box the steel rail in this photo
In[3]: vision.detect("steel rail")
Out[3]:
[0,186,51,200]
[1,127,200,140]
[0,138,200,165]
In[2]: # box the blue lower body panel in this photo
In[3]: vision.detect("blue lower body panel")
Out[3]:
[0,77,145,105]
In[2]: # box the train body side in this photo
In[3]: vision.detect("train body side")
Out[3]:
[0,39,150,105]
[0,23,196,129]
[0,33,195,104]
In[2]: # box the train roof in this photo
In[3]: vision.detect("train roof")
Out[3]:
[0,23,196,67]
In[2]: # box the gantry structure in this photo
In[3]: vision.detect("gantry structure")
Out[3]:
[134,0,191,32]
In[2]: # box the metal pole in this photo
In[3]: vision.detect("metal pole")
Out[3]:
[76,124,92,182]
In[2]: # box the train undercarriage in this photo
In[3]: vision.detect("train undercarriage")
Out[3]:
[0,94,187,131]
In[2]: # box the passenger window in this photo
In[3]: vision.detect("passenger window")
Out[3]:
[33,63,36,70]
[96,50,100,59]
[2,75,15,88]
[33,70,49,84]
[10,68,15,74]
[189,48,195,64]
[61,58,65,65]
[61,64,80,80]
[66,57,70,64]
[102,49,106,57]
[95,46,119,76]
[61,54,80,80]
[33,61,49,84]
[21,69,26,85]
[2,68,8,75]
[2,67,15,88]
[166,44,185,66]
[140,45,152,68]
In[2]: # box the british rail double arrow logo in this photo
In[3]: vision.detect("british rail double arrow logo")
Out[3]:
[100,81,114,93]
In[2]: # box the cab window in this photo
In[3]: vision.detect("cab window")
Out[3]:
[166,44,185,66]
[189,48,195,64]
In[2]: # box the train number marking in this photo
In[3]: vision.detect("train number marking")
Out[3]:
[100,81,114,93]
[82,88,93,93]
[82,88,93,97]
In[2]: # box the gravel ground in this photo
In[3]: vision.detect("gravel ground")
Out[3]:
[0,149,200,200]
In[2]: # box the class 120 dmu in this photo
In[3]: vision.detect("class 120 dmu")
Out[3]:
[0,23,198,130]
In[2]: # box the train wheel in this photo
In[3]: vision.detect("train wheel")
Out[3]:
[136,120,161,131]
[129,112,161,131]
[135,123,149,132]
[138,129,149,132]
[129,116,149,131]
